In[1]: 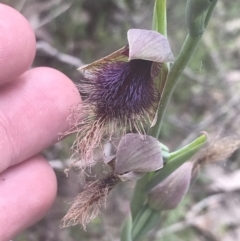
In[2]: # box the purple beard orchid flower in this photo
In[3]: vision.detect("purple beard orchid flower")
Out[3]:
[61,133,164,229]
[69,29,174,165]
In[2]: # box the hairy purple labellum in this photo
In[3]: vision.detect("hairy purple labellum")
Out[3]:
[88,59,158,123]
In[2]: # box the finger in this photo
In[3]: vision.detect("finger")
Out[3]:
[0,155,57,241]
[0,67,81,172]
[0,4,36,84]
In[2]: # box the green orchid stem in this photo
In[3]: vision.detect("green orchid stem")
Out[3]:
[151,0,218,138]
[152,0,167,37]
[150,33,201,139]
[130,174,150,220]
[121,214,133,241]
[132,205,160,241]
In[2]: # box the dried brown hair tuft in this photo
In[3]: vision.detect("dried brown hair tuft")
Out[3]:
[194,136,240,166]
[60,174,120,229]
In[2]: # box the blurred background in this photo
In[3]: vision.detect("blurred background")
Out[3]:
[2,0,240,240]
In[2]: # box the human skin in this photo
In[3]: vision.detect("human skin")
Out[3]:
[0,4,81,240]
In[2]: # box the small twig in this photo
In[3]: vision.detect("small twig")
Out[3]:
[33,2,73,30]
[16,0,27,12]
[36,41,84,68]
[180,93,240,147]
[183,67,210,85]
[186,194,224,219]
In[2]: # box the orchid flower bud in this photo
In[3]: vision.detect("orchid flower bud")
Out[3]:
[148,162,193,211]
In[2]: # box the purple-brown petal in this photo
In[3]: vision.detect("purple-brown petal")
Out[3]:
[114,133,163,175]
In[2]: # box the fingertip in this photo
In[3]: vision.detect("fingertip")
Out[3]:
[0,67,81,171]
[0,155,57,240]
[0,4,36,84]
[32,67,82,113]
[20,67,82,133]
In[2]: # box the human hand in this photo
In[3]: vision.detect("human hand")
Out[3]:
[0,4,81,240]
